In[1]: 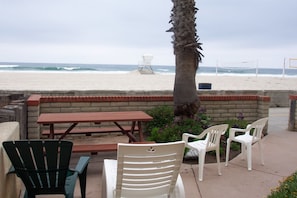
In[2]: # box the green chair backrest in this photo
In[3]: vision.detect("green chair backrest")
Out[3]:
[3,140,73,196]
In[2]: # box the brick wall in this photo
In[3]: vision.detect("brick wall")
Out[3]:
[27,94,270,139]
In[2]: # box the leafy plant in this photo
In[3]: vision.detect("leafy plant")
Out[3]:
[144,105,211,143]
[144,106,174,135]
[268,172,297,197]
[223,112,249,151]
[223,113,248,136]
[148,124,181,143]
[145,106,245,161]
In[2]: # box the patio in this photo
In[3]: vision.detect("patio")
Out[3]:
[61,108,295,198]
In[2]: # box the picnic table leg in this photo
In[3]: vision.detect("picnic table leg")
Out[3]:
[59,123,78,140]
[137,121,144,142]
[49,124,54,139]
[114,122,137,142]
[128,122,136,143]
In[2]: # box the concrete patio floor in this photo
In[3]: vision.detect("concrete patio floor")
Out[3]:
[35,108,297,197]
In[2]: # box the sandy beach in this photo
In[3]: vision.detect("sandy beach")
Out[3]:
[0,71,297,91]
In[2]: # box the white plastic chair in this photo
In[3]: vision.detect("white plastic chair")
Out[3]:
[225,117,268,170]
[182,124,228,181]
[102,141,185,198]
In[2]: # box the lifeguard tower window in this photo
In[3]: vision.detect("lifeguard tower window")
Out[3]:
[138,54,154,74]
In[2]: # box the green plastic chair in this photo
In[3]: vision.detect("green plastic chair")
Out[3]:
[2,140,90,198]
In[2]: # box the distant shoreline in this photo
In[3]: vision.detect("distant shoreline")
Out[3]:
[1,62,297,76]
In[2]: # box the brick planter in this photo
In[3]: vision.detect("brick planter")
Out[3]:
[27,94,270,139]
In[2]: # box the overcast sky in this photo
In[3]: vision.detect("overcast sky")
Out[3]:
[0,0,296,68]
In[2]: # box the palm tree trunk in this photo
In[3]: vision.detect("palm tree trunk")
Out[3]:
[174,48,200,119]
[168,0,203,120]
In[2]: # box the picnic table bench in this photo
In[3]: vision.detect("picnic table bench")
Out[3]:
[42,126,139,138]
[72,143,118,153]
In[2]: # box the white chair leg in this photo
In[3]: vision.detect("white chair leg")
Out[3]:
[198,151,206,181]
[246,144,252,171]
[225,139,231,167]
[216,148,222,176]
[258,141,264,165]
[170,175,185,198]
[241,143,246,160]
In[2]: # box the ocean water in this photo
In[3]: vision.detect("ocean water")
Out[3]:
[0,62,297,77]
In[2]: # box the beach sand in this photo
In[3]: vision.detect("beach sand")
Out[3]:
[0,71,297,91]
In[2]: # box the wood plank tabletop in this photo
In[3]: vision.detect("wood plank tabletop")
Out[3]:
[37,111,153,124]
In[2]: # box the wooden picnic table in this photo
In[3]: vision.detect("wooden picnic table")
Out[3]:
[37,111,153,142]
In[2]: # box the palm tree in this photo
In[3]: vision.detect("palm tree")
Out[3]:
[167,0,203,121]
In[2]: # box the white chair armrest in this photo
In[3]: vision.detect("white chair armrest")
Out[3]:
[229,128,247,139]
[182,131,207,144]
[182,133,198,143]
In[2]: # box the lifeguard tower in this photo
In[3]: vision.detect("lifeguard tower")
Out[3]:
[138,54,154,74]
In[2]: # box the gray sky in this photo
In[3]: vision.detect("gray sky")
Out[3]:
[0,0,296,68]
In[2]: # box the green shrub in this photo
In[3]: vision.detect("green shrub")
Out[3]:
[224,118,249,138]
[144,106,211,143]
[230,142,241,151]
[148,125,181,143]
[268,172,297,197]
[144,106,245,160]
[144,106,174,135]
[223,113,249,151]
